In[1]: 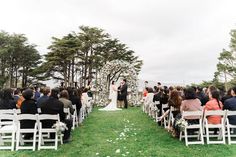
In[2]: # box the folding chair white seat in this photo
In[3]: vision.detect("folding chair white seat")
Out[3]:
[38,114,63,150]
[204,110,226,144]
[16,114,38,151]
[72,105,79,130]
[225,110,236,144]
[179,110,204,146]
[0,114,17,151]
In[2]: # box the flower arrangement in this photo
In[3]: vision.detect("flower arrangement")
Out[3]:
[96,60,139,106]
[175,118,188,131]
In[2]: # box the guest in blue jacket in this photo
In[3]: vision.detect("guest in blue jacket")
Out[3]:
[224,86,236,125]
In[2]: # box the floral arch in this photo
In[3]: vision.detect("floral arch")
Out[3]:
[96,60,139,106]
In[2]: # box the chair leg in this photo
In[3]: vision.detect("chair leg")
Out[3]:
[11,132,15,151]
[227,126,231,145]
[38,131,42,150]
[222,126,226,144]
[55,132,58,150]
[184,128,188,146]
[179,131,182,141]
[16,131,20,151]
[33,131,37,151]
[206,126,210,144]
[200,126,204,144]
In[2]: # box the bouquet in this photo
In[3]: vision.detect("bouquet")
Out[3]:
[175,118,188,131]
[52,121,68,135]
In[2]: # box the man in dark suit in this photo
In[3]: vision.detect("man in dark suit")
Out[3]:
[40,88,72,143]
[120,79,128,109]
[224,86,236,125]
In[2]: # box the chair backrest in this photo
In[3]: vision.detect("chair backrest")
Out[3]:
[38,114,60,122]
[63,108,70,113]
[226,110,236,116]
[162,104,168,111]
[0,114,16,126]
[182,110,203,119]
[155,101,160,105]
[0,109,15,115]
[16,114,38,121]
[204,110,225,117]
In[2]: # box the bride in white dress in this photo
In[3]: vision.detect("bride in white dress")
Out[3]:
[99,81,121,111]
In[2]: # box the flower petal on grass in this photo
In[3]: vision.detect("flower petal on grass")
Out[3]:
[115,149,121,153]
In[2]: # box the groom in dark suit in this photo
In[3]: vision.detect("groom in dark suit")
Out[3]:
[119,79,128,109]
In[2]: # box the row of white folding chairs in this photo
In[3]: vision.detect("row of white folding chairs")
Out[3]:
[62,105,79,130]
[79,97,93,124]
[179,110,236,146]
[38,105,79,130]
[0,113,62,151]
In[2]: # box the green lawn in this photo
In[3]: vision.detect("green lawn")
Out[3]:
[1,107,236,157]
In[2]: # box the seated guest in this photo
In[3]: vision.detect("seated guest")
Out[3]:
[40,88,72,143]
[34,86,41,100]
[20,89,38,139]
[204,90,223,124]
[196,86,208,106]
[168,90,182,118]
[59,90,74,115]
[144,88,155,116]
[68,88,82,115]
[37,87,50,108]
[223,86,236,125]
[222,88,232,105]
[180,87,202,121]
[0,88,16,109]
[13,88,21,103]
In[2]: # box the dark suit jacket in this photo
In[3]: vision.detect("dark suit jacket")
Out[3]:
[224,97,236,125]
[40,97,65,128]
[20,99,38,129]
[118,84,128,100]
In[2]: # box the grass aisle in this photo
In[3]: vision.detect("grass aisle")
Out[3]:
[1,107,236,157]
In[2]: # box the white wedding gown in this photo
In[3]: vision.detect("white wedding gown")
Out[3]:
[99,84,122,111]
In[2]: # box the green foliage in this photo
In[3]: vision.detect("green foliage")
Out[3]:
[39,26,143,87]
[0,31,42,88]
[214,29,236,90]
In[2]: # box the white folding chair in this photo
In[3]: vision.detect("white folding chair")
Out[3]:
[167,106,176,131]
[87,97,93,114]
[179,110,204,146]
[0,114,17,151]
[38,114,62,150]
[16,114,38,151]
[161,104,169,128]
[204,110,226,144]
[225,110,236,144]
[72,105,79,130]
[154,101,160,122]
[63,108,71,119]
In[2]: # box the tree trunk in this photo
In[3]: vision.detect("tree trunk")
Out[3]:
[84,51,88,86]
[72,57,75,84]
[224,71,228,91]
[15,66,18,88]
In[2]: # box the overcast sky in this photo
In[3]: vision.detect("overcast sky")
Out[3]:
[0,0,236,85]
